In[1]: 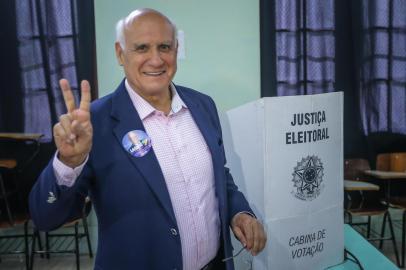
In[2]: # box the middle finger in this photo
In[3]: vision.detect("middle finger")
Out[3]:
[60,79,76,113]
[79,80,91,112]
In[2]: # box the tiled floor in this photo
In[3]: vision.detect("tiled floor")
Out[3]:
[374,237,404,269]
[1,254,94,270]
[0,245,404,270]
[0,223,96,270]
[349,210,405,269]
[2,239,404,270]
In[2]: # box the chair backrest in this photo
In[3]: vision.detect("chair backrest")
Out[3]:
[0,159,17,170]
[344,158,371,181]
[376,153,391,171]
[376,152,406,172]
[390,152,406,172]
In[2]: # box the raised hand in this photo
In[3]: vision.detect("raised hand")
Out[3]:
[53,79,93,168]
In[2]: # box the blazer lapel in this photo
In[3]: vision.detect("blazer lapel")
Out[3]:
[110,81,177,224]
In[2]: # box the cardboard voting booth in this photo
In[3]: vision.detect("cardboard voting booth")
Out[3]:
[221,92,344,270]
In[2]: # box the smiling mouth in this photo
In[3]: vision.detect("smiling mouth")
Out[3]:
[143,71,166,76]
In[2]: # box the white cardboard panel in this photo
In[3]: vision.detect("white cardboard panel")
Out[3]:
[223,92,344,270]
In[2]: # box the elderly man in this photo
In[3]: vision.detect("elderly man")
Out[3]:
[29,8,266,270]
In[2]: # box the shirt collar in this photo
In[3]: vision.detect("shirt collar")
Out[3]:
[125,79,187,120]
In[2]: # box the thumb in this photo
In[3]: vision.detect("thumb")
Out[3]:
[233,226,247,247]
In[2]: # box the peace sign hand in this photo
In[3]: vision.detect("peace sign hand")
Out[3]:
[53,79,93,168]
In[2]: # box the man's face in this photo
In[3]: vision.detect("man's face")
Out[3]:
[116,13,177,97]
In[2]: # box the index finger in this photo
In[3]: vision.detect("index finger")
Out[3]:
[79,80,91,111]
[59,79,76,113]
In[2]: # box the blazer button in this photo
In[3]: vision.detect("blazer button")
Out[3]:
[170,228,178,236]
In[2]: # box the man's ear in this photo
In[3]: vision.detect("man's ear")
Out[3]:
[175,39,179,52]
[115,42,124,66]
[174,39,179,57]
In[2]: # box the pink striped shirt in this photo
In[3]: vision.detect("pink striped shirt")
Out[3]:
[54,80,220,270]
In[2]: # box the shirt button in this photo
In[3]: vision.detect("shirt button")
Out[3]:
[170,228,178,236]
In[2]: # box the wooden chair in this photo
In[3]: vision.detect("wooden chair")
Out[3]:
[344,158,400,266]
[344,158,372,181]
[0,159,17,225]
[30,198,93,270]
[0,133,44,269]
[376,152,406,267]
[0,216,31,269]
[0,159,32,269]
[376,153,391,171]
[389,152,406,172]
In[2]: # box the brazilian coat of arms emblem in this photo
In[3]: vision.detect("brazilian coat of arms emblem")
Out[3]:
[291,155,324,201]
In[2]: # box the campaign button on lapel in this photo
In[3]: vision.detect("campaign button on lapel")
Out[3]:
[122,130,152,158]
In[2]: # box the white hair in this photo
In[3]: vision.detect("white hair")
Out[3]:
[115,8,178,49]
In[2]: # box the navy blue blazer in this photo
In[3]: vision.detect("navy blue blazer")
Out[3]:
[29,81,253,270]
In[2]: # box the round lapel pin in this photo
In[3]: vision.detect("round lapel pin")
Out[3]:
[122,130,152,157]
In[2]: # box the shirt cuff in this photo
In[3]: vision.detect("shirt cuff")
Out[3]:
[53,152,88,187]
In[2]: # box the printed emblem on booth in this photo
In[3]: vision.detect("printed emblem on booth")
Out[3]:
[122,130,152,158]
[291,155,324,201]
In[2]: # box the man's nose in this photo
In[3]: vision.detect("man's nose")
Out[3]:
[148,49,164,66]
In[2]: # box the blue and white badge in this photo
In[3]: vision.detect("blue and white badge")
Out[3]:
[122,130,152,157]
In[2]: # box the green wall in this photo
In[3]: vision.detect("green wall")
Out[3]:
[94,0,260,111]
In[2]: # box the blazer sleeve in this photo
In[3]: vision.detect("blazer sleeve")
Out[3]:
[29,160,92,231]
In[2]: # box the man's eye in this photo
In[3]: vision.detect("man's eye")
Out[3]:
[159,44,171,52]
[134,45,148,52]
